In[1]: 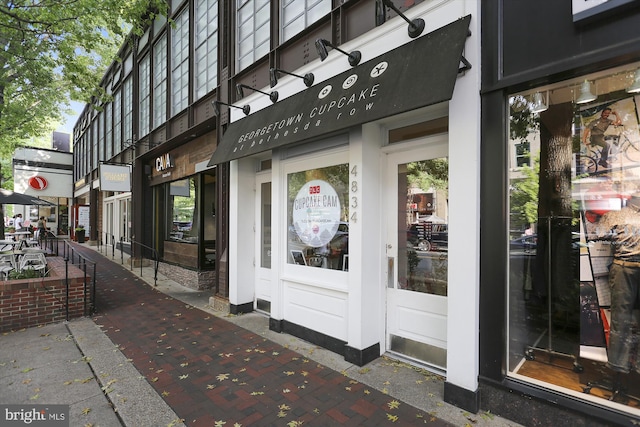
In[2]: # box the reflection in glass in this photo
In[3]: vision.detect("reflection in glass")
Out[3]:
[508,66,640,412]
[397,158,448,296]
[261,182,271,269]
[168,177,198,243]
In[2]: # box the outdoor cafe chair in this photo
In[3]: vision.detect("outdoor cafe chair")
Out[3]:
[18,252,47,276]
[0,253,16,280]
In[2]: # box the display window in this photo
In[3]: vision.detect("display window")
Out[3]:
[286,163,349,271]
[167,177,199,243]
[508,62,640,413]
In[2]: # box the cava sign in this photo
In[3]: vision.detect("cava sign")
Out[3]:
[156,153,174,172]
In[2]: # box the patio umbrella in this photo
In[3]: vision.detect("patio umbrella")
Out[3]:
[0,189,54,206]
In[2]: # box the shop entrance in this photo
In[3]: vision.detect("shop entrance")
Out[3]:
[103,195,131,247]
[254,174,272,314]
[385,138,449,371]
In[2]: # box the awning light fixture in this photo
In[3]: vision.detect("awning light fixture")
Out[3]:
[530,91,548,114]
[212,100,250,116]
[315,39,361,67]
[381,0,425,39]
[269,68,315,88]
[236,83,279,103]
[576,80,597,104]
[627,69,640,94]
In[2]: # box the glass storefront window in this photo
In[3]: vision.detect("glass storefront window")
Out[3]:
[168,177,198,243]
[287,164,349,270]
[508,63,640,413]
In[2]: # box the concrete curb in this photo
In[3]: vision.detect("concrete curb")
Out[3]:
[67,318,186,427]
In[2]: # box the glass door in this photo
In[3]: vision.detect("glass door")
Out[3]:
[385,138,449,370]
[255,174,272,313]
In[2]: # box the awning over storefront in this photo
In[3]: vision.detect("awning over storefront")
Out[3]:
[208,15,471,166]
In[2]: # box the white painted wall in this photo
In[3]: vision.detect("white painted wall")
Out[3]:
[13,148,73,198]
[444,2,482,393]
[229,158,258,306]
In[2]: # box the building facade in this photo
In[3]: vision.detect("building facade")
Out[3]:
[81,0,640,424]
[13,146,72,236]
[481,0,640,425]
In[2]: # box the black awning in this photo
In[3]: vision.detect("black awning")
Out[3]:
[208,14,471,166]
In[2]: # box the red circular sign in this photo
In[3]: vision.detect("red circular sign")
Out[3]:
[28,176,48,190]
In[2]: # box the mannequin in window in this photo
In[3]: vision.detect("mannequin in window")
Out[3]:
[594,193,640,374]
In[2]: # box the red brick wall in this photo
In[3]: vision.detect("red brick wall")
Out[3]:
[0,257,91,332]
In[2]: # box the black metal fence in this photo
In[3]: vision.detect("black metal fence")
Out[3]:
[96,231,159,286]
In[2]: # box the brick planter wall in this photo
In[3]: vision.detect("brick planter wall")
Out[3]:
[0,257,91,332]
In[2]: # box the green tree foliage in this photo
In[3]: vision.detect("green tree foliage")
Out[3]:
[407,159,448,193]
[510,158,540,227]
[509,95,540,228]
[0,0,168,158]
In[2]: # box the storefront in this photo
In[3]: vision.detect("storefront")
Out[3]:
[99,163,132,246]
[12,147,72,236]
[211,2,482,410]
[147,134,217,290]
[481,1,640,424]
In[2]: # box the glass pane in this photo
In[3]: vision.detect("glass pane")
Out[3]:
[308,0,330,23]
[507,62,640,414]
[168,178,198,243]
[287,164,349,271]
[398,158,448,296]
[261,182,272,268]
[282,1,304,25]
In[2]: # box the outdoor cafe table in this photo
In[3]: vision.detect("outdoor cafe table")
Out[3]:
[0,240,21,252]
[5,231,32,240]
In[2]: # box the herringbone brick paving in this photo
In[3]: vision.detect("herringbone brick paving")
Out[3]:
[73,243,454,426]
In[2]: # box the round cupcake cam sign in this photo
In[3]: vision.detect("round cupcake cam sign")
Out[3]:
[291,179,341,248]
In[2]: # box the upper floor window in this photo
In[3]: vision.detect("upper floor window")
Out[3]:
[113,89,122,153]
[100,111,108,160]
[171,8,189,116]
[153,33,168,129]
[92,119,99,166]
[123,76,133,147]
[139,54,151,138]
[281,0,330,42]
[105,101,113,159]
[195,0,218,100]
[237,0,270,71]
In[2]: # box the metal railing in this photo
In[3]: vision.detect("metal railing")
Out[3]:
[97,231,117,259]
[126,238,159,287]
[94,230,159,287]
[61,240,97,317]
[33,235,97,319]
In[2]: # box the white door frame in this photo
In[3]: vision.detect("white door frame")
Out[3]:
[383,135,449,371]
[254,172,272,313]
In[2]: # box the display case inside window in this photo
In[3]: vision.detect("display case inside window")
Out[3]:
[287,164,349,270]
[167,177,198,243]
[507,63,640,412]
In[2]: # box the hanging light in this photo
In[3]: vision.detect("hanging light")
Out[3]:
[530,91,548,113]
[576,80,596,104]
[626,69,640,94]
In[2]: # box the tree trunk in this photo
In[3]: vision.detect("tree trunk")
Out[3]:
[533,103,580,332]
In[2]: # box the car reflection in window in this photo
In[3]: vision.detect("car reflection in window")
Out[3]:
[510,234,537,254]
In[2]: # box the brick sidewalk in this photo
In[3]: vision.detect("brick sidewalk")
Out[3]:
[73,243,455,427]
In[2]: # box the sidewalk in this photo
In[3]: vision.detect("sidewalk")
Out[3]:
[1,242,523,426]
